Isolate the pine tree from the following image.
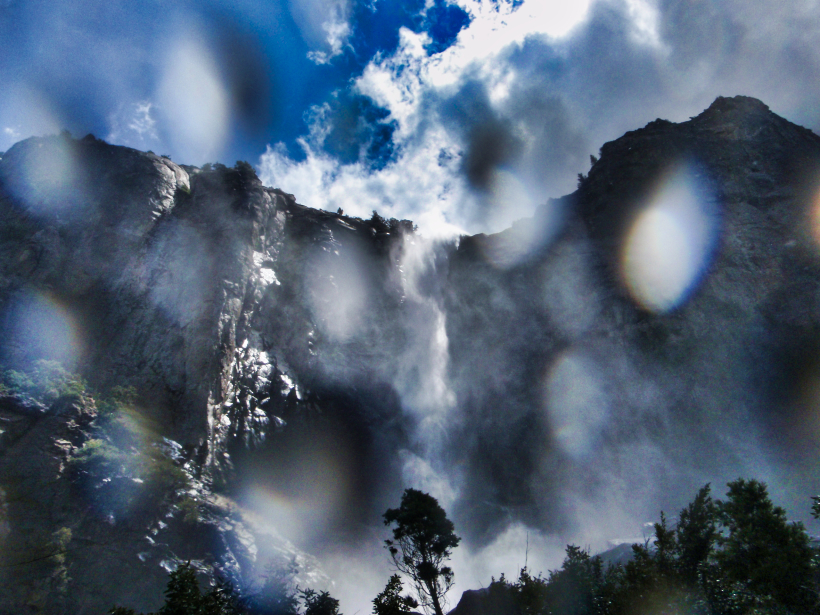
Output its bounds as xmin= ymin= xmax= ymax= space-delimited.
xmin=716 ymin=479 xmax=817 ymax=613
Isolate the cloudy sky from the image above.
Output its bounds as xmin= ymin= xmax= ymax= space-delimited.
xmin=1 ymin=0 xmax=819 ymax=235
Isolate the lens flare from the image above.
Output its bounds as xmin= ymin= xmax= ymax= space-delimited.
xmin=620 ymin=165 xmax=719 ymax=313
xmin=1 ymin=291 xmax=83 ymax=370
xmin=0 ymin=133 xmax=81 ymax=218
xmin=158 ymin=32 xmax=229 ymax=165
xmin=782 ymin=362 xmax=820 ymax=458
xmin=810 ymin=183 xmax=820 ymax=249
xmin=241 ymin=442 xmax=354 ymax=548
xmin=307 ymin=238 xmax=368 ymax=342
xmin=0 ymin=85 xmax=61 ymax=152
xmin=543 ymin=350 xmax=609 ymax=460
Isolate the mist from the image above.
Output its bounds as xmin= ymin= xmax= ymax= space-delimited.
xmin=3 ymin=2 xmax=820 ymax=615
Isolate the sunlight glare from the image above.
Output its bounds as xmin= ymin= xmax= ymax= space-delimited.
xmin=158 ymin=34 xmax=229 ymax=165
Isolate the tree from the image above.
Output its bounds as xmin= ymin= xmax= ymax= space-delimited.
xmin=159 ymin=562 xmax=203 ymax=615
xmin=111 ymin=561 xmax=243 ymax=615
xmin=372 ymin=574 xmax=418 ymax=615
xmin=383 ymin=489 xmax=461 ymax=615
xmin=716 ymin=478 xmax=817 ymax=613
xmin=300 ymin=589 xmax=340 ymax=615
xmin=544 ymin=545 xmax=606 ymax=615
xmin=673 ymin=484 xmax=716 ymax=586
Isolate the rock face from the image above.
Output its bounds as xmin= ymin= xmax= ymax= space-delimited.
xmin=442 ymin=95 xmax=820 ymax=538
xmin=1 ymin=96 xmax=820 ymax=613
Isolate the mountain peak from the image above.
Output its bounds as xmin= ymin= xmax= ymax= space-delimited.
xmin=703 ymin=94 xmax=770 ymax=116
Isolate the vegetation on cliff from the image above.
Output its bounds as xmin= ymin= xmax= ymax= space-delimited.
xmin=111 ymin=483 xmax=819 ymax=615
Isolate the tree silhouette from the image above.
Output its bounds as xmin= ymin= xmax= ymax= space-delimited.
xmin=300 ymin=589 xmax=340 ymax=615
xmin=372 ymin=574 xmax=418 ymax=615
xmin=716 ymin=478 xmax=817 ymax=612
xmin=383 ymin=489 xmax=460 ymax=615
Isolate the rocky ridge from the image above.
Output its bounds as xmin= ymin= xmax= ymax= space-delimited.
xmin=1 ymin=96 xmax=820 ymax=613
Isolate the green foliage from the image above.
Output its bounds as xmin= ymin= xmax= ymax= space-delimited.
xmin=508 ymin=568 xmax=548 ymax=615
xmin=147 ymin=453 xmax=192 ymax=495
xmin=714 ymin=478 xmax=817 ymax=613
xmin=159 ymin=562 xmax=204 ymax=615
xmin=813 ymin=495 xmax=820 ymax=520
xmin=69 ymin=438 xmax=129 ymax=476
xmin=50 ymin=526 xmax=73 ymax=594
xmin=67 ymin=385 xmax=193 ymax=520
xmin=112 ymin=562 xmax=245 ymax=615
xmin=300 ymin=589 xmax=341 ymax=615
xmin=368 ymin=211 xmax=415 ymax=235
xmin=0 ymin=359 xmax=86 ymax=405
xmin=545 ymin=546 xmax=607 ymax=615
xmin=97 ymin=385 xmax=138 ymax=419
xmin=373 ymin=574 xmax=418 ymax=615
xmin=485 ymin=480 xmax=819 ymax=615
xmin=178 ymin=496 xmax=201 ymax=525
xmin=235 ymin=160 xmax=257 ymax=180
xmin=675 ymin=484 xmax=717 ymax=586
xmin=384 ymin=489 xmax=460 ymax=615
xmin=249 ymin=559 xmax=301 ymax=615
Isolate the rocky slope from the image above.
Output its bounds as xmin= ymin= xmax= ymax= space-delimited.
xmin=1 ymin=96 xmax=820 ymax=613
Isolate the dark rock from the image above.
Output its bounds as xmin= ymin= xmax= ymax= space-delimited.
xmin=2 ymin=96 xmax=820 ymax=611
xmin=448 ymin=586 xmax=516 ymax=615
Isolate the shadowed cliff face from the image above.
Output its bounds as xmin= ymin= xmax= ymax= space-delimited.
xmin=1 ymin=96 xmax=820 ymax=613
xmin=443 ymin=96 xmax=820 ymax=543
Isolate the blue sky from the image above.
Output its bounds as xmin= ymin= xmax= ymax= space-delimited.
xmin=2 ymin=0 xmax=820 ymax=235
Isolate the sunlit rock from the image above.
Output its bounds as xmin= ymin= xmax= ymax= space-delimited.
xmin=2 ymin=96 xmax=820 ymax=612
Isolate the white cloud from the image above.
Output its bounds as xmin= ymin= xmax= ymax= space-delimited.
xmin=290 ymin=0 xmax=353 ymax=64
xmin=106 ymin=100 xmax=160 ymax=150
xmin=259 ymin=1 xmax=597 ymax=236
xmin=258 ymin=124 xmax=471 ymax=238
xmin=127 ymin=101 xmax=157 ymax=137
xmin=260 ymin=0 xmax=820 ymax=238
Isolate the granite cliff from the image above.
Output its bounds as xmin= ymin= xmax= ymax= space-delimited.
xmin=1 ymin=96 xmax=820 ymax=613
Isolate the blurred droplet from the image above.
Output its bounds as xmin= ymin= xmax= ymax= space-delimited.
xmin=240 ymin=428 xmax=354 ymax=547
xmin=544 ymin=350 xmax=609 ymax=460
xmin=480 ymin=175 xmax=565 ymax=269
xmin=620 ymin=165 xmax=719 ymax=312
xmin=1 ymin=291 xmax=82 ymax=370
xmin=809 ymin=183 xmax=820 ymax=249
xmin=0 ymin=133 xmax=81 ymax=218
xmin=157 ymin=32 xmax=229 ymax=165
xmin=0 ymin=85 xmax=62 ymax=152
xmin=307 ymin=240 xmax=368 ymax=342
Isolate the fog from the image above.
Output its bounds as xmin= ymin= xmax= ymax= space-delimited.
xmin=3 ymin=1 xmax=820 ymax=614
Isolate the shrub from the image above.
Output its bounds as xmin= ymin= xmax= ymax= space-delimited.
xmin=68 ymin=439 xmax=129 ymax=478
xmin=373 ymin=574 xmax=418 ymax=615
xmin=0 ymin=360 xmax=86 ymax=405
xmin=97 ymin=385 xmax=138 ymax=419
xmin=301 ymin=588 xmax=341 ymax=615
xmin=51 ymin=527 xmax=72 ymax=594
